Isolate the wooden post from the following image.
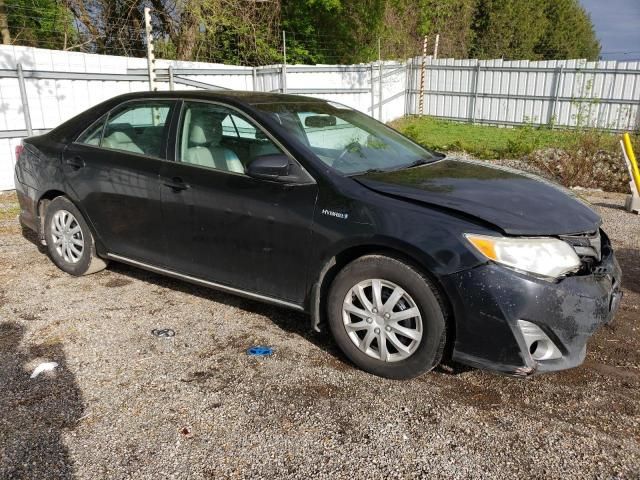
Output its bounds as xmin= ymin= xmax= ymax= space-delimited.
xmin=418 ymin=36 xmax=428 ymax=116
xmin=144 ymin=7 xmax=157 ymax=91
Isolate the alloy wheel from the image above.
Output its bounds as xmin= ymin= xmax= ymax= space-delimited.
xmin=50 ymin=209 xmax=84 ymax=263
xmin=342 ymin=279 xmax=423 ymax=362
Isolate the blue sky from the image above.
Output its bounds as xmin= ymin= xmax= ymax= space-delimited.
xmin=580 ymin=0 xmax=640 ymax=60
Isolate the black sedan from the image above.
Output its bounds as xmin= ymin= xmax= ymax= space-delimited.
xmin=14 ymin=91 xmax=622 ymax=379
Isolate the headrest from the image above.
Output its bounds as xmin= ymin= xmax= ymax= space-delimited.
xmin=189 ymin=110 xmax=222 ymax=146
xmin=106 ymin=131 xmax=134 ymax=143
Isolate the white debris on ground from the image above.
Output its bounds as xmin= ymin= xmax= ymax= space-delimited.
xmin=29 ymin=362 xmax=59 ymax=379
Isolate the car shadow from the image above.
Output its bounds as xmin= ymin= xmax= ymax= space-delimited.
xmin=20 ymin=224 xmax=47 ymax=253
xmin=104 ymin=262 xmax=468 ymax=376
xmin=590 ymin=202 xmax=627 ymax=211
xmin=104 ymin=261 xmax=350 ymax=363
xmin=0 ymin=322 xmax=84 ymax=479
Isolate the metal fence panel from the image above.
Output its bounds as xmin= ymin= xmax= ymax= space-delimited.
xmin=409 ymin=56 xmax=640 ymax=131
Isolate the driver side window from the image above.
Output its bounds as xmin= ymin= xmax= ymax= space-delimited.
xmin=178 ymin=102 xmax=283 ymax=174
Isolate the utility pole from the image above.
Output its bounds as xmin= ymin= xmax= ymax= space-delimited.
xmin=433 ymin=34 xmax=440 ymax=60
xmin=282 ymin=30 xmax=287 ymax=93
xmin=0 ymin=0 xmax=11 ymax=45
xmin=418 ymin=35 xmax=428 ymax=116
xmin=144 ymin=7 xmax=157 ymax=92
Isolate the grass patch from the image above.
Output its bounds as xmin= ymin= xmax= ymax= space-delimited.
xmin=390 ymin=116 xmax=625 ymax=160
xmin=391 ymin=116 xmax=640 ymax=192
xmin=0 ymin=203 xmax=20 ymax=222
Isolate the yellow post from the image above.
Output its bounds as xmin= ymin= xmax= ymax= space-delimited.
xmin=623 ymin=133 xmax=640 ymax=195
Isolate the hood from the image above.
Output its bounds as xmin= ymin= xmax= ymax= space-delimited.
xmin=354 ymin=158 xmax=601 ymax=236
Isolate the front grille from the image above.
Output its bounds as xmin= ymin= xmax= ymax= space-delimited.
xmin=559 ymin=230 xmax=602 ymax=274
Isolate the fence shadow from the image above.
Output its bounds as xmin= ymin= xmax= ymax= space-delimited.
xmin=0 ymin=322 xmax=84 ymax=479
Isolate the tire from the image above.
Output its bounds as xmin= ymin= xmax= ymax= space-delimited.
xmin=327 ymin=255 xmax=448 ymax=379
xmin=43 ymin=196 xmax=107 ymax=276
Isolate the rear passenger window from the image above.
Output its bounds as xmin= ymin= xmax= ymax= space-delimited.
xmin=77 ymin=117 xmax=106 ymax=146
xmin=79 ymin=101 xmax=174 ymax=158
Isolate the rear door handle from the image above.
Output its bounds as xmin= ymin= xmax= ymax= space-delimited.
xmin=163 ymin=177 xmax=190 ymax=191
xmin=65 ymin=156 xmax=85 ymax=169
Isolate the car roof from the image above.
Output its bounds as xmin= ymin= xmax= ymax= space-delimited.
xmin=109 ymin=90 xmax=326 ymax=106
xmin=43 ymin=90 xmax=328 ymax=143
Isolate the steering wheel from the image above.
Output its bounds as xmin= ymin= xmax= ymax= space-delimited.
xmin=332 ymin=141 xmax=362 ymax=171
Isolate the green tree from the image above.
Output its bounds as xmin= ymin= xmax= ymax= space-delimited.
xmin=536 ymin=0 xmax=600 ymax=60
xmin=282 ymin=0 xmax=386 ymax=64
xmin=469 ymin=0 xmax=600 ymax=60
xmin=380 ymin=0 xmax=476 ymax=60
xmin=470 ymin=0 xmax=548 ymax=60
xmin=1 ymin=0 xmax=601 ymax=64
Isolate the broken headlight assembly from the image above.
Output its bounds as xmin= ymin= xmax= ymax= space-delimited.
xmin=464 ymin=234 xmax=581 ymax=281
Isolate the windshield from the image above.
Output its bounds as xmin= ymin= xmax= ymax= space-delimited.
xmin=252 ymin=101 xmax=442 ymax=175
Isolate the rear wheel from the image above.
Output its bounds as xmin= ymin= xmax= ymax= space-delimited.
xmin=327 ymin=255 xmax=447 ymax=379
xmin=44 ymin=196 xmax=107 ymax=276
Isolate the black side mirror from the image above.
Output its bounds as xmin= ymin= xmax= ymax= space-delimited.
xmin=247 ymin=154 xmax=290 ymax=180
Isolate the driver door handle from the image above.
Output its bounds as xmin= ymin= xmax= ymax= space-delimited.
xmin=163 ymin=177 xmax=190 ymax=191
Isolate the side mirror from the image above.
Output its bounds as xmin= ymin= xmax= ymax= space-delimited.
xmin=247 ymin=154 xmax=290 ymax=180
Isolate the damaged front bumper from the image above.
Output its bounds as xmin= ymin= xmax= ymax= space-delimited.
xmin=442 ymin=240 xmax=622 ymax=376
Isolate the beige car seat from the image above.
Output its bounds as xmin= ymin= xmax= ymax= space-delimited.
xmin=103 ymin=131 xmax=144 ymax=154
xmin=184 ymin=110 xmax=244 ymax=174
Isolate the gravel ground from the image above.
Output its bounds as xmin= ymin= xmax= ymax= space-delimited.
xmin=0 ymin=190 xmax=639 ymax=479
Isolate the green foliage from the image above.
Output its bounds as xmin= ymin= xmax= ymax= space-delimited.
xmin=3 ymin=0 xmax=601 ymax=64
xmin=6 ymin=0 xmax=76 ymax=49
xmin=281 ymin=0 xmax=600 ymax=64
xmin=470 ymin=0 xmax=548 ymax=60
xmin=470 ymin=0 xmax=599 ymax=61
xmin=380 ymin=0 xmax=476 ymax=59
xmin=282 ymin=0 xmax=387 ymax=64
xmin=536 ymin=0 xmax=600 ymax=61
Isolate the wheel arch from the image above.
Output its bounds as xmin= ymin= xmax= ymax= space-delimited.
xmin=36 ymin=189 xmax=104 ymax=254
xmin=36 ymin=189 xmax=68 ymax=243
xmin=308 ymin=241 xmax=455 ymax=358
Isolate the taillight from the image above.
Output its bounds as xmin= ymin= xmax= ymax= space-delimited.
xmin=15 ymin=143 xmax=24 ymax=162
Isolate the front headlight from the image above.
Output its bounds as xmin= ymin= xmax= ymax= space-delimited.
xmin=464 ymin=233 xmax=581 ymax=280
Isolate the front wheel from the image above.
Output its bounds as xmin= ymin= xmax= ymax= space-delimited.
xmin=327 ymin=255 xmax=448 ymax=379
xmin=44 ymin=196 xmax=107 ymax=276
